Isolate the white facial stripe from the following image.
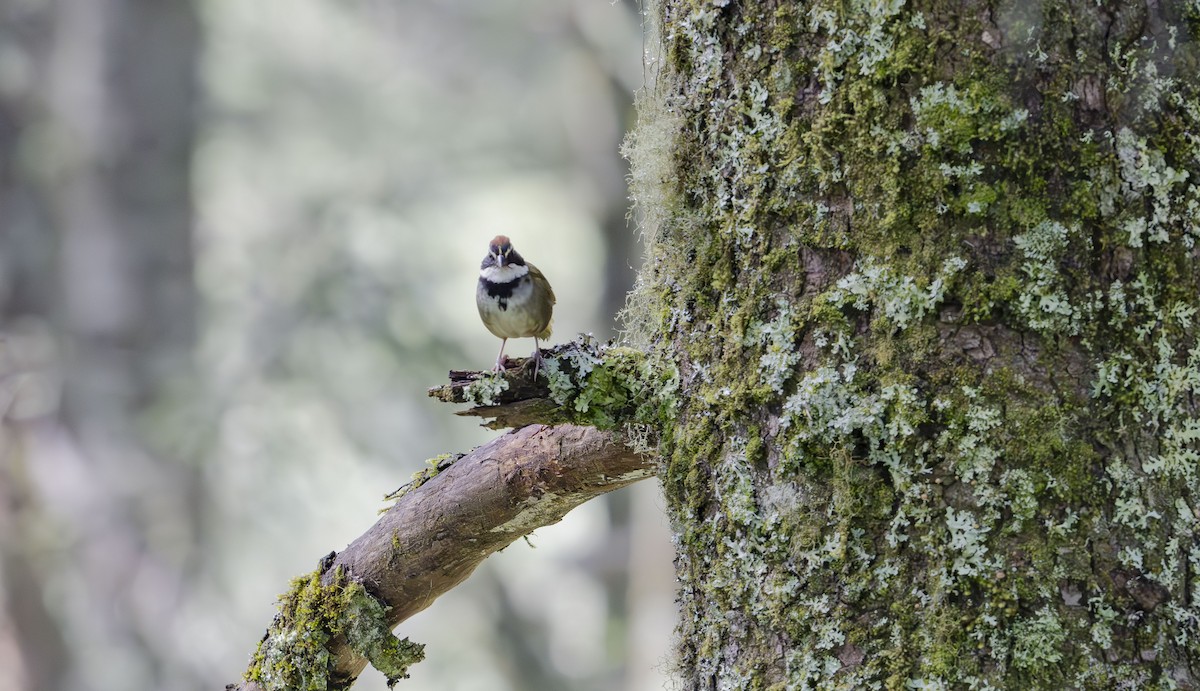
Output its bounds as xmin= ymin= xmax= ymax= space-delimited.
xmin=480 ymin=263 xmax=529 ymax=283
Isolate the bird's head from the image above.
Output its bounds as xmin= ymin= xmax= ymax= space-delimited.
xmin=487 ymin=235 xmax=518 ymax=268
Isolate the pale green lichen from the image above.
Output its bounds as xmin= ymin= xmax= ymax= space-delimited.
xmin=542 ymin=339 xmax=679 ymax=431
xmin=543 ymin=343 xmax=603 ymax=406
xmin=741 ymin=299 xmax=801 ymax=393
xmin=1113 ymin=129 xmax=1191 ymax=248
xmin=939 ymin=390 xmax=1002 ymax=485
xmin=1008 ymin=607 xmax=1065 ymax=671
xmin=463 ymin=372 xmax=508 ymax=406
xmin=1012 ymin=220 xmax=1090 ymax=335
xmin=1088 ymin=596 xmax=1119 ymax=650
xmin=808 ymin=0 xmax=906 ymax=102
xmin=944 ymin=508 xmax=994 ymax=579
xmin=340 ymin=585 xmax=426 ymax=687
xmin=826 ymin=256 xmax=966 ymax=331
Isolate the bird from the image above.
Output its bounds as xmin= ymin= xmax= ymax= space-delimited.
xmin=476 ymin=235 xmax=556 ymax=376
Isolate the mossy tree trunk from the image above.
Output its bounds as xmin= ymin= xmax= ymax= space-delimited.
xmin=627 ymin=0 xmax=1200 ymax=686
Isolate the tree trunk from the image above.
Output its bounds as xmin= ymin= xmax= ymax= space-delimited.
xmin=629 ymin=0 xmax=1200 ymax=687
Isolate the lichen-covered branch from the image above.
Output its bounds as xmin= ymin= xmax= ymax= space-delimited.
xmin=231 ymin=424 xmax=655 ymax=690
xmin=428 ymin=335 xmax=679 ymax=432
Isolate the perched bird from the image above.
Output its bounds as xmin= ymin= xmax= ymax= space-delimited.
xmin=476 ymin=235 xmax=556 ymax=376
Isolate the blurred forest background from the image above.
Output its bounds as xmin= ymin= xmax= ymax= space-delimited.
xmin=0 ymin=1 xmax=677 ymax=690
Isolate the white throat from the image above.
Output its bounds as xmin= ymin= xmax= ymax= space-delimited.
xmin=481 ymin=263 xmax=529 ymax=283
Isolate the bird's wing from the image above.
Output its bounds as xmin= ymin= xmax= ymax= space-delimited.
xmin=529 ymin=263 xmax=556 ymax=305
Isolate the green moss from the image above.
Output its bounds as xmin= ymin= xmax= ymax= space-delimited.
xmin=383 ymin=453 xmax=460 ymax=506
xmin=245 ymin=568 xmax=424 ymax=690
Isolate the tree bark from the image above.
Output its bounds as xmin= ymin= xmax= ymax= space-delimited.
xmin=628 ymin=0 xmax=1200 ymax=687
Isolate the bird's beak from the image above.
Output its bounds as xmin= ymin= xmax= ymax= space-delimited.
xmin=496 ymin=254 xmax=505 ymax=267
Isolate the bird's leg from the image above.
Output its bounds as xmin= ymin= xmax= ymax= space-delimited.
xmin=494 ymin=338 xmax=508 ymax=372
xmin=530 ymin=338 xmax=544 ymax=379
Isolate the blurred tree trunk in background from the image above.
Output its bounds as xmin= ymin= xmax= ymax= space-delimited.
xmin=634 ymin=0 xmax=1200 ymax=687
xmin=563 ymin=5 xmax=653 ymax=689
xmin=0 ymin=0 xmax=201 ymax=689
xmin=0 ymin=7 xmax=67 ymax=690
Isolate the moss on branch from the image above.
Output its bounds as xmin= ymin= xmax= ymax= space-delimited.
xmin=244 ymin=567 xmax=424 ymax=690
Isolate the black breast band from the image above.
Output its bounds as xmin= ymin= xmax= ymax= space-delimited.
xmin=480 ymin=276 xmax=525 ymax=300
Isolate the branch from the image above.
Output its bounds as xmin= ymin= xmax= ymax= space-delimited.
xmin=427 ymin=337 xmax=678 ymax=431
xmin=427 ymin=366 xmax=568 ymax=429
xmin=232 ymin=337 xmax=677 ymax=689
xmin=232 ymin=424 xmax=654 ymax=690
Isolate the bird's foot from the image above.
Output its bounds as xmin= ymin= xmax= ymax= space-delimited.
xmin=492 ymin=339 xmax=509 ymax=373
xmin=527 ymin=348 xmax=544 ymax=379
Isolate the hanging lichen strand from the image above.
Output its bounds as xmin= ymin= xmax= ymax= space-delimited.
xmin=625 ymin=0 xmax=1200 ymax=687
